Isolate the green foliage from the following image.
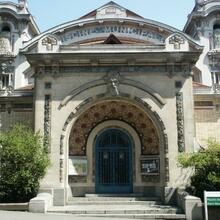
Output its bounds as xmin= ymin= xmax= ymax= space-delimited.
xmin=0 ymin=124 xmax=50 ymax=203
xmin=178 ymin=139 xmax=220 ymax=200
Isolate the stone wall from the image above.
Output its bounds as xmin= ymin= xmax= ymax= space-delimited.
xmin=0 ymin=99 xmax=34 ymax=132
xmin=194 ymin=95 xmax=220 ymax=146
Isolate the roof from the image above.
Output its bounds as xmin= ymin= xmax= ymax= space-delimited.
xmin=193 ymin=82 xmax=211 ymax=88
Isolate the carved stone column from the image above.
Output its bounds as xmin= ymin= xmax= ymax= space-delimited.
xmin=44 ymin=95 xmax=51 ymax=152
xmin=176 ymin=92 xmax=185 ymax=152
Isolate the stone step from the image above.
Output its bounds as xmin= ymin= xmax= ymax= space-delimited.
xmin=67 ymin=200 xmax=161 ymax=206
xmin=71 ymin=214 xmax=186 ymax=219
xmin=85 ymin=193 xmax=147 ymax=197
xmin=69 ymin=196 xmax=159 ymax=202
xmin=48 ymin=204 xmax=182 ymax=215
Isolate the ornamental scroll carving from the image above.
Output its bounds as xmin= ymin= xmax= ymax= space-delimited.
xmin=176 ymin=92 xmax=185 ymax=152
xmin=69 ymin=101 xmax=159 ymax=156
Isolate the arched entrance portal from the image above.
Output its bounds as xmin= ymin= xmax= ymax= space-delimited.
xmin=68 ymin=100 xmax=163 ymax=197
xmin=95 ymin=128 xmax=133 ymax=193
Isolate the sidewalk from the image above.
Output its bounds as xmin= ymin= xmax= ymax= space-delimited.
xmin=0 ymin=210 xmax=131 ymax=220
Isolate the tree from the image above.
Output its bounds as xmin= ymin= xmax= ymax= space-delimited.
xmin=0 ymin=124 xmax=50 ymax=203
xmin=178 ymin=139 xmax=220 ymax=200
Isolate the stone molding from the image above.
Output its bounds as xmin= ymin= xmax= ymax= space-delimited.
xmin=36 ymin=65 xmax=190 ymax=78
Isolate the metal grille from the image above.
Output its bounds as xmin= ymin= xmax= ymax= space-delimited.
xmin=95 ymin=129 xmax=132 ymax=193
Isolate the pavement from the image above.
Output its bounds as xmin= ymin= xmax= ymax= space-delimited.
xmin=0 ymin=210 xmax=135 ymax=220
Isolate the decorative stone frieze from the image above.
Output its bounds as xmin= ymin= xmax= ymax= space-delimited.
xmin=35 ymin=65 xmax=186 ymax=76
xmin=69 ymin=101 xmax=160 ymax=156
xmin=44 ymin=95 xmax=51 ymax=152
xmin=176 ymin=92 xmax=185 ymax=152
xmin=59 ymin=65 xmax=183 ymax=74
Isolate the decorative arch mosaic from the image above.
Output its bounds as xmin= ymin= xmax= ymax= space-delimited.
xmin=69 ymin=100 xmax=159 ymax=156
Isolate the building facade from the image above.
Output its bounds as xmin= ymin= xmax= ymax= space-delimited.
xmin=185 ymin=0 xmax=220 ymax=146
xmin=0 ymin=0 xmax=218 ymax=205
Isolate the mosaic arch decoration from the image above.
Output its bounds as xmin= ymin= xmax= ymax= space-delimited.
xmin=69 ymin=100 xmax=159 ymax=156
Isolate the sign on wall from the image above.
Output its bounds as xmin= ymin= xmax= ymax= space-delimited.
xmin=140 ymin=158 xmax=160 ymax=175
xmin=59 ymin=24 xmax=166 ymax=45
xmin=69 ymin=157 xmax=87 ymax=176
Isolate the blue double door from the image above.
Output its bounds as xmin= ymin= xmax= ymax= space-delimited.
xmin=95 ymin=129 xmax=133 ymax=193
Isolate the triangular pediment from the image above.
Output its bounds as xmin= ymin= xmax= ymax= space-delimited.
xmin=79 ymin=1 xmax=143 ymax=20
xmin=104 ymin=34 xmax=122 ymax=44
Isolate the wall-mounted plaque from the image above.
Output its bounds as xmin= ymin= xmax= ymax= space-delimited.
xmin=140 ymin=158 xmax=160 ymax=175
xmin=68 ymin=157 xmax=87 ymax=176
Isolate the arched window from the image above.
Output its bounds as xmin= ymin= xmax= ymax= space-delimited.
xmin=213 ymin=24 xmax=220 ymax=49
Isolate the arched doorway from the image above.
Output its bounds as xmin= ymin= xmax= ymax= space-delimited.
xmin=95 ymin=128 xmax=133 ymax=193
xmin=67 ymin=100 xmax=163 ymax=197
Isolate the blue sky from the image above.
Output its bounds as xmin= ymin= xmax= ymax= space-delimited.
xmin=12 ymin=0 xmax=195 ymax=32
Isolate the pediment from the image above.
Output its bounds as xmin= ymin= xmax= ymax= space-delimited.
xmin=80 ymin=1 xmax=142 ymax=20
xmin=104 ymin=34 xmax=122 ymax=44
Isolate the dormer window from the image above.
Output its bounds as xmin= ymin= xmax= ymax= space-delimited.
xmin=213 ymin=24 xmax=220 ymax=49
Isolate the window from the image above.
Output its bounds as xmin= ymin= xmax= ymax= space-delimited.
xmin=2 ymin=25 xmax=11 ymax=32
xmin=212 ymin=72 xmax=220 ymax=85
xmin=0 ymin=74 xmax=9 ymax=90
xmin=213 ymin=24 xmax=220 ymax=49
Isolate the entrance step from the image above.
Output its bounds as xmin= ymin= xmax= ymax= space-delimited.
xmin=68 ymin=196 xmax=161 ymax=205
xmin=85 ymin=193 xmax=147 ymax=197
xmin=48 ymin=196 xmax=185 ymax=219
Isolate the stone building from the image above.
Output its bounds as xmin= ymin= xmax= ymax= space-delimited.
xmin=185 ymin=0 xmax=220 ymax=146
xmin=0 ymin=0 xmax=218 ymax=207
